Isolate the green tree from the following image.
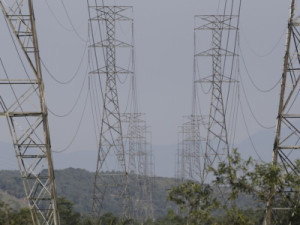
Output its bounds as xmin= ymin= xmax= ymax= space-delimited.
xmin=211 ymin=149 xmax=300 ymax=224
xmin=168 ymin=181 xmax=219 ymax=224
xmin=10 ymin=208 xmax=32 ymax=225
xmin=0 ymin=199 xmax=11 ymax=225
xmin=149 ymin=210 xmax=185 ymax=225
xmin=58 ymin=197 xmax=81 ymax=225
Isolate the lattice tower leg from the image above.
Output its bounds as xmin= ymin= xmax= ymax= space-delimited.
xmin=264 ymin=0 xmax=300 ymax=224
xmin=0 ymin=1 xmax=60 ymax=224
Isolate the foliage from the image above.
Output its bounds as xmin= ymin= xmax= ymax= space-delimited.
xmin=3 ymin=150 xmax=300 ymax=225
xmin=168 ymin=181 xmax=218 ymax=224
xmin=214 ymin=207 xmax=256 ymax=225
xmin=58 ymin=197 xmax=82 ymax=225
xmin=167 ymin=149 xmax=300 ymax=224
xmin=0 ymin=168 xmax=177 ymax=218
xmin=211 ymin=149 xmax=300 ymax=211
xmin=9 ymin=208 xmax=32 ymax=225
xmin=148 ymin=210 xmax=185 ymax=225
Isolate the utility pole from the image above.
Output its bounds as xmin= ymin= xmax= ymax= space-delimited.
xmin=0 ymin=1 xmax=60 ymax=225
xmin=88 ymin=2 xmax=133 ymax=221
xmin=264 ymin=0 xmax=300 ymax=224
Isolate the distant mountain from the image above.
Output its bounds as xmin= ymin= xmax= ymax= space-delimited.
xmin=0 ymin=189 xmax=26 ymax=210
xmin=236 ymin=128 xmax=274 ymax=162
xmin=52 ymin=144 xmax=178 ymax=178
xmin=0 ymin=140 xmax=178 ymax=177
xmin=0 ymin=127 xmax=276 ymax=180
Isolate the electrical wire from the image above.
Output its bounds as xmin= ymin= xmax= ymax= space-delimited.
xmin=41 ymin=40 xmax=88 ymax=84
xmin=47 ymin=67 xmax=89 ymax=117
xmin=238 ymin=96 xmax=265 ymax=162
xmin=88 ymin=1 xmax=128 ymax=173
xmin=0 ymin=58 xmax=44 ymax=145
xmin=241 ymin=28 xmax=286 ymax=58
xmin=59 ymin=0 xmax=87 ymax=42
xmin=224 ymin=0 xmax=242 ymax=115
xmin=89 ymin=76 xmax=100 ymax=148
xmin=43 ymin=0 xmax=73 ymax=32
xmin=239 ymin=73 xmax=276 ymax=130
xmin=239 ymin=45 xmax=282 ymax=93
xmin=2 ymin=13 xmax=33 ymax=86
xmin=53 ymin=89 xmax=90 ymax=153
xmin=3 ymin=12 xmax=91 ymax=155
xmin=2 ymin=12 xmax=45 ymax=144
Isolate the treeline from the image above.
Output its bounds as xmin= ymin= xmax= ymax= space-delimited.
xmin=1 ymin=149 xmax=300 ymax=224
xmin=0 ymin=196 xmax=262 ymax=225
xmin=0 ymin=168 xmax=177 ymax=217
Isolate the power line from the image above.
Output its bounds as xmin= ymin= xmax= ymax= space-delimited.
xmin=240 ymin=28 xmax=286 ymax=58
xmin=43 ymin=0 xmax=74 ymax=32
xmin=59 ymin=0 xmax=87 ymax=42
xmin=239 ymin=45 xmax=282 ymax=93
xmin=239 ymin=72 xmax=276 ymax=130
xmin=47 ymin=69 xmax=89 ymax=117
xmin=41 ymin=40 xmax=88 ymax=85
xmin=238 ymin=96 xmax=265 ymax=162
xmin=53 ymin=89 xmax=90 ymax=153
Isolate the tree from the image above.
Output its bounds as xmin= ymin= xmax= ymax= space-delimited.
xmin=148 ymin=210 xmax=185 ymax=225
xmin=0 ymin=199 xmax=11 ymax=225
xmin=10 ymin=208 xmax=32 ymax=225
xmin=168 ymin=181 xmax=219 ymax=224
xmin=211 ymin=149 xmax=300 ymax=224
xmin=57 ymin=197 xmax=81 ymax=225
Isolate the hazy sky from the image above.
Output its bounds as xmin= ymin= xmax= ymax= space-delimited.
xmin=0 ymin=0 xmax=292 ymax=164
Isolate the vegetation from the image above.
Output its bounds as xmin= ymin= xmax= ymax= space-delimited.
xmin=166 ymin=149 xmax=300 ymax=224
xmin=0 ymin=168 xmax=177 ymax=218
xmin=1 ymin=149 xmax=300 ymax=224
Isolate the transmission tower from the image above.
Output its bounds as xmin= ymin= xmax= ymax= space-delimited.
xmin=121 ymin=113 xmax=154 ymax=221
xmin=176 ymin=115 xmax=205 ymax=182
xmin=195 ymin=15 xmax=239 ymax=182
xmin=0 ymin=1 xmax=60 ymax=225
xmin=88 ymin=2 xmax=134 ymax=220
xmin=264 ymin=0 xmax=300 ymax=224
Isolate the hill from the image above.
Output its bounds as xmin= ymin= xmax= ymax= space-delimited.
xmin=0 ymin=168 xmax=178 ymax=218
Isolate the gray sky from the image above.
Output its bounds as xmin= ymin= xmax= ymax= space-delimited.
xmin=0 ymin=0 xmax=292 ymax=168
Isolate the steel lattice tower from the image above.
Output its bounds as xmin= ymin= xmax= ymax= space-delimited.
xmin=176 ymin=15 xmax=239 ymax=184
xmin=195 ymin=15 xmax=239 ymax=182
xmin=88 ymin=2 xmax=133 ymax=220
xmin=0 ymin=1 xmax=60 ymax=224
xmin=264 ymin=0 xmax=300 ymax=224
xmin=121 ymin=113 xmax=154 ymax=221
xmin=176 ymin=115 xmax=205 ymax=182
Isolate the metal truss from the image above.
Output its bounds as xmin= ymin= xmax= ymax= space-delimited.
xmin=176 ymin=115 xmax=206 ymax=183
xmin=0 ymin=1 xmax=60 ymax=224
xmin=195 ymin=15 xmax=239 ymax=179
xmin=88 ymin=2 xmax=133 ymax=220
xmin=265 ymin=0 xmax=300 ymax=224
xmin=121 ymin=113 xmax=154 ymax=221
